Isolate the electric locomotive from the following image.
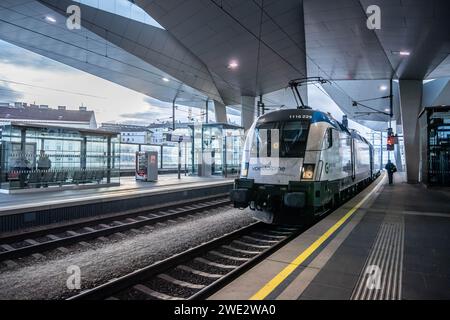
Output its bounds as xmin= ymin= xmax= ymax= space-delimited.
xmin=230 ymin=108 xmax=378 ymax=224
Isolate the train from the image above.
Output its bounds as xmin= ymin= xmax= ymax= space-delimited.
xmin=230 ymin=108 xmax=380 ymax=224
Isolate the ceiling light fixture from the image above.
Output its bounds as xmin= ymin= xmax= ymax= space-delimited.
xmin=162 ymin=77 xmax=170 ymax=82
xmin=379 ymin=85 xmax=388 ymax=91
xmin=45 ymin=16 xmax=57 ymax=23
xmin=228 ymin=60 xmax=239 ymax=69
xmin=392 ymin=50 xmax=411 ymax=57
xmin=384 ymin=108 xmax=390 ymax=112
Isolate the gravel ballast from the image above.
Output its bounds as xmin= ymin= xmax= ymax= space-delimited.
xmin=0 ymin=208 xmax=254 ymax=300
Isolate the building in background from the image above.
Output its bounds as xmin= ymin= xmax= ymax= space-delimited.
xmin=147 ymin=122 xmax=191 ymax=144
xmin=0 ymin=102 xmax=97 ymax=129
xmin=99 ymin=123 xmax=153 ymax=144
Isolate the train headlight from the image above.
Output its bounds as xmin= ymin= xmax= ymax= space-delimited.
xmin=302 ymin=164 xmax=315 ymax=180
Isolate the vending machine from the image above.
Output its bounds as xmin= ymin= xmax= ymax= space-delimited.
xmin=135 ymin=151 xmax=158 ymax=181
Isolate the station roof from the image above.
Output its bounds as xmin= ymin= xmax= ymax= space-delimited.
xmin=188 ymin=122 xmax=244 ymax=130
xmin=2 ymin=0 xmax=450 ymax=131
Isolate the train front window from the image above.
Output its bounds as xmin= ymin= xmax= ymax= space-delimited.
xmin=253 ymin=122 xmax=278 ymax=158
xmin=252 ymin=120 xmax=309 ymax=158
xmin=280 ymin=121 xmax=309 ymax=158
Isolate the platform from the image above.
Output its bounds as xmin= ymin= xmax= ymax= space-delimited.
xmin=0 ymin=175 xmax=234 ymax=233
xmin=210 ymin=173 xmax=450 ymax=300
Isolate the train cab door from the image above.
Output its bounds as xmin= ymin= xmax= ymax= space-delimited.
xmin=351 ymin=138 xmax=356 ymax=181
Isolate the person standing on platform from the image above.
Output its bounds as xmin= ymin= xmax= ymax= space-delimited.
xmin=385 ymin=160 xmax=397 ymax=185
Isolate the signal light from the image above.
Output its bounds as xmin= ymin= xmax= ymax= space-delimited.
xmin=387 ymin=135 xmax=395 ymax=151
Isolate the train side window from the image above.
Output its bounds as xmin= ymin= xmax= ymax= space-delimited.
xmin=323 ymin=128 xmax=333 ymax=149
xmin=328 ymin=128 xmax=333 ymax=148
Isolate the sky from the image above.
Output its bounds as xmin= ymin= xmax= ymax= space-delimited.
xmin=0 ymin=39 xmax=203 ymax=126
xmin=0 ymin=38 xmax=372 ymax=134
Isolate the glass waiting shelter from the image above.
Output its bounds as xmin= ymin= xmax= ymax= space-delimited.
xmin=0 ymin=122 xmax=120 ymax=193
xmin=190 ymin=123 xmax=244 ymax=177
xmin=419 ymin=106 xmax=450 ymax=186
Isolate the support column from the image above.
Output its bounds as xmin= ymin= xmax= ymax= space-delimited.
xmin=394 ymin=124 xmax=403 ymax=172
xmin=80 ymin=137 xmax=87 ymax=170
xmin=213 ymin=100 xmax=227 ymax=123
xmin=106 ymin=136 xmax=111 ymax=183
xmin=241 ymin=96 xmax=256 ymax=131
xmin=379 ymin=131 xmax=384 ymax=170
xmin=20 ymin=128 xmax=27 ymax=188
xmin=399 ymin=80 xmax=423 ymax=184
xmin=172 ymin=98 xmax=176 ymax=131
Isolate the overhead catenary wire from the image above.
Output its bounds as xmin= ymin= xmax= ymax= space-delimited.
xmin=0 ymin=2 xmax=254 ymax=105
xmin=1 ymin=1 xmax=386 ymax=120
xmin=0 ymin=78 xmax=106 ymax=99
xmin=1 ymin=2 xmax=322 ymax=109
xmin=0 ymin=3 xmax=210 ymax=85
xmin=210 ymin=0 xmax=306 ymax=78
xmin=249 ymin=0 xmax=392 ymax=112
xmin=0 ymin=12 xmax=227 ymax=105
xmin=254 ymin=0 xmax=264 ymax=96
xmin=2 ymin=37 xmax=212 ymax=109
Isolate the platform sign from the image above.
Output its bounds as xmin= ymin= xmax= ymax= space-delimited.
xmin=166 ymin=134 xmax=192 ymax=143
xmin=135 ymin=151 xmax=158 ymax=181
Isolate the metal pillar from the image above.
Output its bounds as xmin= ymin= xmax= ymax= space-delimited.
xmin=205 ymin=100 xmax=209 ymax=124
xmin=177 ymin=141 xmax=181 ymax=179
xmin=106 ymin=136 xmax=111 ymax=183
xmin=380 ymin=131 xmax=383 ymax=170
xmin=184 ymin=142 xmax=187 ymax=176
xmin=81 ymin=137 xmax=87 ymax=170
xmin=160 ymin=145 xmax=163 ymax=169
xmin=0 ymin=143 xmax=4 ymax=187
xmin=388 ymin=78 xmax=394 ymax=163
xmin=19 ymin=129 xmax=27 ymax=188
xmin=20 ymin=128 xmax=26 ymax=154
xmin=172 ymin=98 xmax=176 ymax=131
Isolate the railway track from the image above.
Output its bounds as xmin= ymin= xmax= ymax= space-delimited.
xmin=68 ymin=222 xmax=300 ymax=300
xmin=0 ymin=195 xmax=231 ymax=262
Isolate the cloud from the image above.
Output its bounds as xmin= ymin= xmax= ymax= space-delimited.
xmin=121 ymin=96 xmax=179 ymax=122
xmin=0 ymin=82 xmax=23 ymax=102
xmin=120 ymin=96 xmax=216 ymax=124
xmin=121 ymin=97 xmax=169 ymax=119
xmin=143 ymin=96 xmax=172 ymax=109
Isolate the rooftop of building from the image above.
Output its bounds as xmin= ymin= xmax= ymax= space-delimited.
xmin=0 ymin=103 xmax=95 ymax=123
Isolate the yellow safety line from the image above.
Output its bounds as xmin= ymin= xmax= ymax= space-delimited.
xmin=250 ymin=175 xmax=386 ymax=300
